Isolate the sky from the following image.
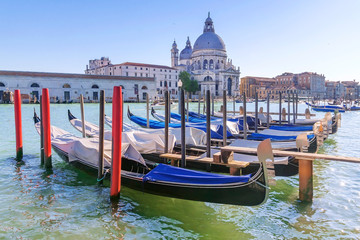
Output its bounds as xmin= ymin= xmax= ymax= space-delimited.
xmin=0 ymin=0 xmax=359 ymax=81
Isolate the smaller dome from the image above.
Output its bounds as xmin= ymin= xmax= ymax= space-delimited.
xmin=180 ymin=37 xmax=192 ymax=60
xmin=172 ymin=40 xmax=177 ymax=48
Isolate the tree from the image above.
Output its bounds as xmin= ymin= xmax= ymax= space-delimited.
xmin=179 ymin=71 xmax=198 ymax=94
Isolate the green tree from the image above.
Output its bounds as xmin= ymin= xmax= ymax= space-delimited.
xmin=179 ymin=71 xmax=198 ymax=94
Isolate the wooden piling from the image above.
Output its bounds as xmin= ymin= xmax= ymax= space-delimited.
xmin=206 ymin=90 xmax=211 ymax=157
xmin=165 ymin=91 xmax=169 ymax=154
xmin=296 ymin=93 xmax=298 ymax=118
xmin=198 ymin=92 xmax=201 ymax=117
xmin=80 ymin=94 xmax=86 ymax=138
xmin=41 ymin=88 xmax=52 ymax=169
xmin=110 ymin=86 xmax=122 ymax=199
xmin=243 ymin=92 xmax=247 ymax=140
xmin=298 ymin=137 xmax=313 ymax=202
xmin=40 ymin=96 xmax=44 ymax=165
xmin=282 ymin=108 xmax=287 ymax=121
xmin=146 ymin=93 xmax=149 ymax=128
xmin=255 ymin=92 xmax=258 ymax=133
xmin=288 ymin=93 xmax=291 ymax=124
xmin=180 ymin=88 xmax=186 ymax=168
xmin=222 ymin=90 xmax=227 ymax=146
xmin=14 ymin=89 xmax=23 ymax=161
xmin=279 ymin=92 xmax=282 ymax=125
xmin=211 ymin=94 xmax=215 ymax=116
xmin=98 ymin=90 xmax=105 ymax=184
xmin=266 ymin=93 xmax=270 ymax=128
xmin=292 ymin=93 xmax=296 ymax=124
xmin=233 ymin=97 xmax=236 ymax=116
xmin=186 ymin=91 xmax=189 ymax=122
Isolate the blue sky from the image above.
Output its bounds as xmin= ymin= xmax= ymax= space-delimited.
xmin=0 ymin=0 xmax=359 ymax=81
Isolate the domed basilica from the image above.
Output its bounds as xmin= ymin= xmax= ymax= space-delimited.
xmin=171 ymin=13 xmax=240 ymax=97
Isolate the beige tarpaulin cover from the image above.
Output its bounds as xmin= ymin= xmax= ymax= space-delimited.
xmin=35 ymin=122 xmax=146 ymax=168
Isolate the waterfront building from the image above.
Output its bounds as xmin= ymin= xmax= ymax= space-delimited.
xmin=171 ymin=13 xmax=240 ymax=97
xmin=325 ymin=81 xmax=345 ymax=100
xmin=341 ymin=80 xmax=359 ymax=100
xmin=85 ymin=60 xmax=179 ymax=99
xmin=240 ymin=76 xmax=275 ymax=99
xmin=0 ymin=70 xmax=155 ymax=103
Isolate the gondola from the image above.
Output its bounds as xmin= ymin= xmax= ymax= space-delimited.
xmin=68 ymin=111 xmax=299 ymax=177
xmin=33 ymin=111 xmax=269 ymax=206
xmin=128 ymin=107 xmax=230 ymax=139
xmin=312 ymin=107 xmax=345 ymax=113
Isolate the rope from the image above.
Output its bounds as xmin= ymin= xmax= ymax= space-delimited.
xmin=97 ymin=169 xmax=110 ymax=182
xmin=255 ymin=181 xmax=270 ymax=189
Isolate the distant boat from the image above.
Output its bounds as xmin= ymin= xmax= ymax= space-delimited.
xmin=151 ymin=101 xmax=178 ymax=110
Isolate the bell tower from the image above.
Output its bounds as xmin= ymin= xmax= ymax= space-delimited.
xmin=171 ymin=40 xmax=179 ymax=67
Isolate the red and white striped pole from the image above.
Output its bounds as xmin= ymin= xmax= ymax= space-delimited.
xmin=41 ymin=88 xmax=52 ymax=169
xmin=14 ymin=90 xmax=23 ymax=161
xmin=110 ymin=86 xmax=123 ymax=198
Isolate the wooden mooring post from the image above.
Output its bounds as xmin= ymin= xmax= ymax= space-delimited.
xmin=243 ymin=92 xmax=247 ymax=139
xmin=266 ymin=92 xmax=270 ymax=128
xmin=222 ymin=90 xmax=227 ymax=146
xmin=164 ymin=91 xmax=169 ymax=154
xmin=146 ymin=93 xmax=149 ymax=128
xmin=279 ymin=92 xmax=282 ymax=125
xmin=41 ymin=88 xmax=52 ymax=169
xmin=98 ymin=90 xmax=105 ymax=184
xmin=206 ymin=90 xmax=211 ymax=157
xmin=80 ymin=94 xmax=86 ymax=138
xmin=40 ymin=96 xmax=44 ymax=165
xmin=14 ymin=89 xmax=23 ymax=161
xmin=110 ymin=86 xmax=123 ymax=199
xmin=255 ymin=92 xmax=258 ymax=133
xmin=180 ymin=88 xmax=186 ymax=168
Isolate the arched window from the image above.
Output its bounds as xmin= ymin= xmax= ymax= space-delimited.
xmin=197 ymin=60 xmax=201 ymax=69
xmin=30 ymin=83 xmax=40 ymax=88
xmin=209 ymin=59 xmax=214 ymax=70
xmin=203 ymin=76 xmax=213 ymax=81
xmin=164 ymin=81 xmax=167 ymax=87
xmin=0 ymin=82 xmax=5 ymax=87
xmin=92 ymin=84 xmax=99 ymax=89
xmin=63 ymin=83 xmax=71 ymax=88
xmin=203 ymin=60 xmax=208 ymax=70
xmin=141 ymin=86 xmax=148 ymax=90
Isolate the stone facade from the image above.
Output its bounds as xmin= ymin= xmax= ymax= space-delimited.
xmin=171 ymin=13 xmax=240 ymax=97
xmin=0 ymin=70 xmax=156 ymax=103
xmin=85 ymin=61 xmax=179 ymax=99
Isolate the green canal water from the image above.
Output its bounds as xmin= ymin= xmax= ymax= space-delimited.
xmin=1 ymin=102 xmax=359 ymax=239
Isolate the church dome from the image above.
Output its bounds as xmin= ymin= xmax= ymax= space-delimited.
xmin=192 ymin=13 xmax=226 ymax=53
xmin=180 ymin=37 xmax=192 ymax=60
xmin=193 ymin=32 xmax=226 ymax=52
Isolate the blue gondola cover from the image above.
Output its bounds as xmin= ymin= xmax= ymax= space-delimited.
xmin=143 ymin=164 xmax=251 ymax=184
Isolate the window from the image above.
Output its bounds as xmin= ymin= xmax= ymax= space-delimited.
xmin=175 ymin=82 xmax=178 ymax=87
xmin=140 ymin=67 xmax=143 ymax=70
xmin=153 ymin=74 xmax=156 ymax=77
xmin=169 ymin=82 xmax=171 ymax=87
xmin=160 ymin=81 xmax=162 ymax=87
xmin=0 ymin=82 xmax=5 ymax=87
xmin=169 ymin=75 xmax=171 ymax=79
xmin=135 ymin=67 xmax=137 ymax=70
xmin=160 ymin=69 xmax=162 ymax=72
xmin=63 ymin=83 xmax=71 ymax=88
xmin=165 ymin=75 xmax=167 ymax=79
xmin=126 ymin=72 xmax=129 ymax=76
xmin=164 ymin=81 xmax=167 ymax=87
xmin=146 ymin=68 xmax=148 ymax=70
xmin=203 ymin=60 xmax=208 ymax=69
xmin=135 ymin=73 xmax=137 ymax=77
xmin=146 ymin=73 xmax=148 ymax=77
xmin=142 ymin=86 xmax=148 ymax=90
xmin=169 ymin=70 xmax=171 ymax=72
xmin=92 ymin=84 xmax=99 ymax=89
xmin=154 ymin=69 xmax=156 ymax=71
xmin=126 ymin=66 xmax=128 ymax=69
xmin=209 ymin=59 xmax=214 ymax=70
xmin=30 ymin=83 xmax=40 ymax=88
xmin=175 ymin=76 xmax=177 ymax=79
xmin=141 ymin=73 xmax=143 ymax=77
xmin=165 ymin=70 xmax=167 ymax=72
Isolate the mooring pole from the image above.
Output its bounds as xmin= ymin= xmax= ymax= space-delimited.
xmin=110 ymin=86 xmax=123 ymax=199
xmin=41 ymin=88 xmax=52 ymax=169
xmin=266 ymin=92 xmax=270 ymax=128
xmin=186 ymin=91 xmax=189 ymax=122
xmin=206 ymin=90 xmax=211 ymax=157
xmin=255 ymin=92 xmax=258 ymax=133
xmin=233 ymin=97 xmax=236 ymax=116
xmin=198 ymin=92 xmax=201 ymax=117
xmin=40 ymin=96 xmax=44 ymax=165
xmin=243 ymin=92 xmax=247 ymax=139
xmin=98 ymin=90 xmax=105 ymax=184
xmin=146 ymin=93 xmax=149 ymax=128
xmin=288 ymin=93 xmax=291 ymax=124
xmin=296 ymin=92 xmax=298 ymax=119
xmin=80 ymin=94 xmax=86 ymax=138
xmin=165 ymin=91 xmax=169 ymax=154
xmin=279 ymin=92 xmax=282 ymax=125
xmin=298 ymin=145 xmax=313 ymax=202
xmin=168 ymin=91 xmax=171 ymax=124
xmin=211 ymin=93 xmax=215 ymax=116
xmin=180 ymin=88 xmax=186 ymax=168
xmin=14 ymin=89 xmax=23 ymax=161
xmin=293 ymin=92 xmax=296 ymax=124
xmin=223 ymin=90 xmax=227 ymax=146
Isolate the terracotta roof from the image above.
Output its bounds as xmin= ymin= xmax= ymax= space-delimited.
xmin=0 ymin=70 xmax=155 ymax=81
xmin=119 ymin=62 xmax=177 ymax=70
